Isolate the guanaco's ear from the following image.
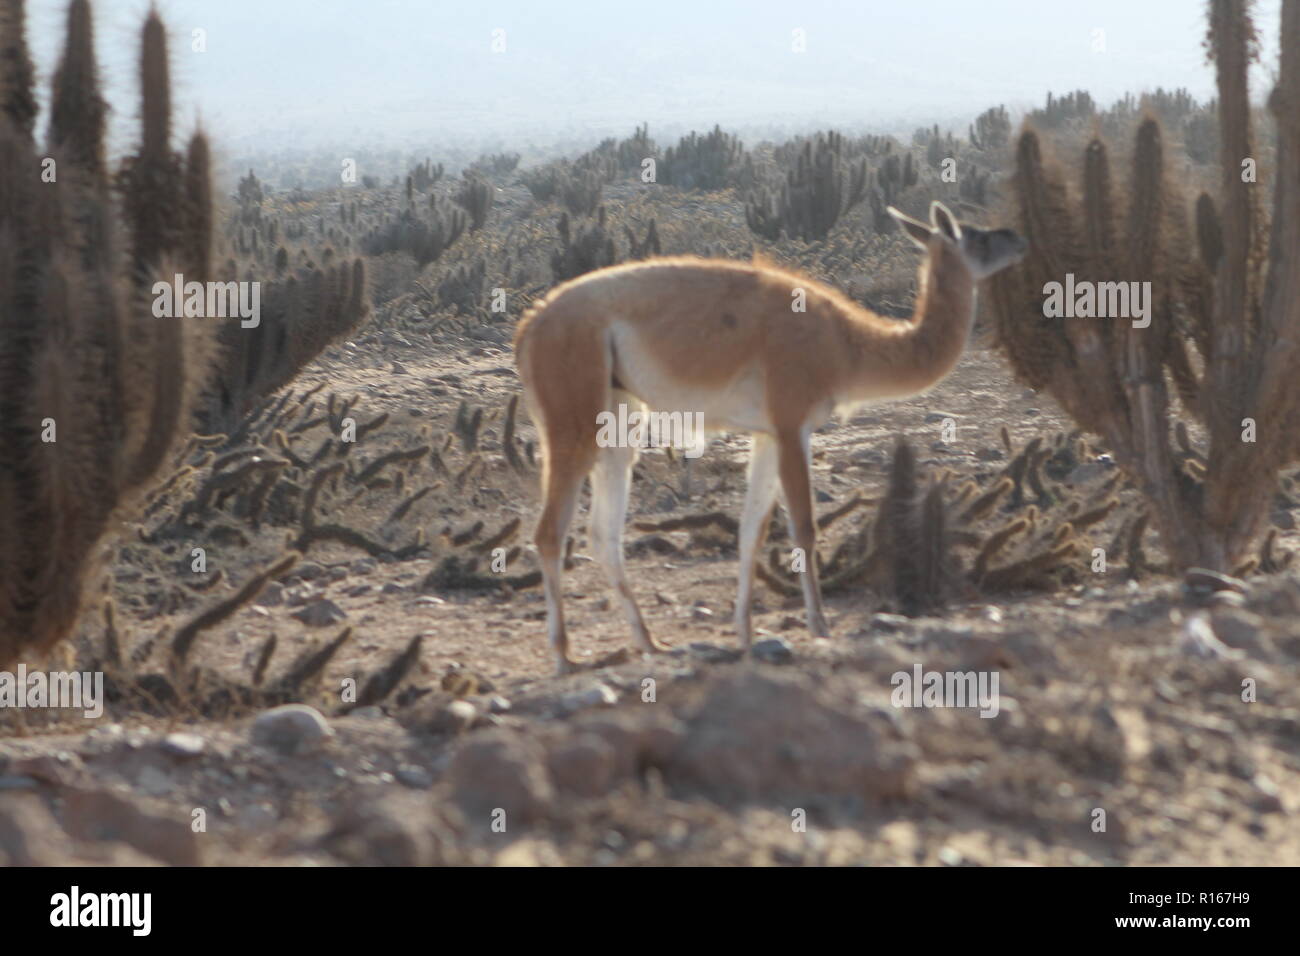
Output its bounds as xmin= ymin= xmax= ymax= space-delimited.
xmin=930 ymin=201 xmax=961 ymax=241
xmin=888 ymin=206 xmax=932 ymax=250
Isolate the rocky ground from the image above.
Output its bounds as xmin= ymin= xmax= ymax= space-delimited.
xmin=3 ymin=309 xmax=1298 ymax=866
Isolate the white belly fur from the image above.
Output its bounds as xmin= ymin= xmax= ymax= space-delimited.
xmin=607 ymin=321 xmax=778 ymax=434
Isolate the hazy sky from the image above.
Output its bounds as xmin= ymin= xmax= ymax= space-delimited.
xmin=22 ymin=0 xmax=1286 ymax=157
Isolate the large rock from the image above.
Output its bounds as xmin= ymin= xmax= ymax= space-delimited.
xmin=444 ymin=733 xmax=553 ymax=826
xmin=251 ymin=704 xmax=333 ymax=755
xmin=572 ymin=710 xmax=685 ymax=780
xmin=1210 ymin=609 xmax=1271 ymax=656
xmin=0 ymin=794 xmax=67 ymax=866
xmin=62 ymin=788 xmax=200 ymax=866
xmin=547 ymin=735 xmax=618 ymax=797
xmin=559 ymin=683 xmax=619 ymax=714
xmin=320 ymin=795 xmax=436 ymax=866
xmin=292 ymin=598 xmax=347 ymax=627
xmin=668 ymin=669 xmax=916 ymax=802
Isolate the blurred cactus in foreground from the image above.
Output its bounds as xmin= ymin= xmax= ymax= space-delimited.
xmin=0 ymin=0 xmax=213 ymax=664
xmin=989 ymin=0 xmax=1300 ymax=573
xmin=0 ymin=0 xmax=370 ymax=663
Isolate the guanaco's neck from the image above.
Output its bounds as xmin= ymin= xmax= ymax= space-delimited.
xmin=838 ymin=240 xmax=977 ymax=399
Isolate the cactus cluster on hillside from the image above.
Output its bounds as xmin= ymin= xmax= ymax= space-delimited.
xmin=518 ymin=125 xmax=658 ymax=216
xmin=454 ymin=174 xmax=493 ymax=231
xmin=434 ymin=257 xmax=487 ymax=316
xmin=868 ymin=151 xmax=919 ymax=231
xmin=408 ymin=157 xmax=443 ymax=191
xmin=860 ymin=435 xmax=1117 ymax=611
xmin=660 ymin=124 xmax=747 ymax=191
xmin=916 ymin=124 xmax=958 ymax=168
xmin=611 ymin=123 xmax=653 ymax=175
xmin=745 ymin=132 xmax=868 ymax=241
xmin=755 ymin=433 xmax=1123 ymax=613
xmin=549 ymin=207 xmax=661 ymax=281
xmin=1095 ymin=88 xmax=1224 ymax=155
xmin=569 ymin=125 xmax=659 ymax=185
xmin=85 ymin=384 xmax=541 ymax=718
xmin=560 ymin=166 xmax=604 ymax=215
xmin=519 ymin=163 xmax=564 ymax=202
xmin=989 ymin=0 xmax=1300 ymax=573
xmin=1142 ymin=86 xmax=1200 ymax=125
xmin=466 ymin=151 xmax=520 ymax=178
xmin=521 ymin=161 xmax=604 ymax=215
xmin=1030 ymin=89 xmax=1096 ymax=128
xmin=551 ymin=209 xmax=616 ymax=280
xmin=856 ymin=133 xmax=894 ymax=157
xmin=206 ymin=257 xmax=368 ymax=432
xmin=362 ymin=200 xmax=466 ymax=266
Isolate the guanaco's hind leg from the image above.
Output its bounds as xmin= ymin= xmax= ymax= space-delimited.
xmin=534 ymin=437 xmax=593 ymax=674
xmin=775 ymin=427 xmax=830 ymax=637
xmin=588 ymin=391 xmax=661 ymax=654
xmin=520 ymin=313 xmax=613 ymax=674
xmin=734 ymin=433 xmax=780 ymax=646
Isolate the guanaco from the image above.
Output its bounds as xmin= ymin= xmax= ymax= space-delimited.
xmin=514 ymin=202 xmax=1026 ymax=673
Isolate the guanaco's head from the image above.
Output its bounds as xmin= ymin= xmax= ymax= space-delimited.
xmin=888 ymin=201 xmax=1027 ymax=281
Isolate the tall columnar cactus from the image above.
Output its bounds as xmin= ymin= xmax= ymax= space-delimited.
xmin=616 ymin=123 xmax=653 ymax=174
xmin=0 ymin=1 xmax=215 ymax=664
xmin=989 ymin=0 xmax=1300 ymax=573
xmin=957 ymin=161 xmax=991 ymax=207
xmin=0 ymin=0 xmax=36 ymax=137
xmin=454 ymin=174 xmax=492 ymax=231
xmin=550 ymin=208 xmax=617 ymax=281
xmin=560 ymin=165 xmax=603 ymax=216
xmin=969 ymin=105 xmax=1010 ymax=151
